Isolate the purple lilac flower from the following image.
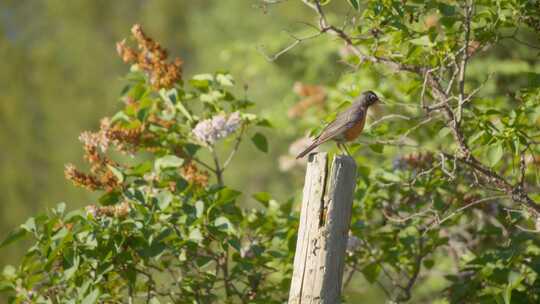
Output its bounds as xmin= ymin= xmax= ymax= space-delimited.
xmin=192 ymin=112 xmax=242 ymax=145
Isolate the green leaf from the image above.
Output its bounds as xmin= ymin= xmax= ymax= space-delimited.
xmin=409 ymin=36 xmax=433 ymax=47
xmin=159 ymin=88 xmax=178 ymax=105
xmin=423 ymin=259 xmax=435 ymax=269
xmin=188 ymin=228 xmax=204 ymax=242
xmin=368 ymin=144 xmax=383 ymax=153
xmin=228 ymin=237 xmax=241 ymax=251
xmin=380 ymin=171 xmax=401 ymax=183
xmin=0 ymin=228 xmax=27 ymax=248
xmin=2 ymin=265 xmax=16 ymax=279
xmin=525 ymin=72 xmax=540 ymax=88
xmin=82 ymin=289 xmax=100 ymax=304
xmin=159 ymin=88 xmax=193 ymax=121
xmin=155 ymin=155 xmax=184 ymax=172
xmin=256 ymin=118 xmax=273 ymax=128
xmin=190 ymin=73 xmax=213 ymax=89
xmin=0 ymin=281 xmax=13 ymax=292
xmin=192 ymin=74 xmax=214 ymax=81
xmin=127 ymin=83 xmax=147 ymax=100
xmin=253 ymin=192 xmax=271 ymax=207
xmin=156 ymin=191 xmax=173 ymax=210
xmin=107 ymin=165 xmax=124 ymax=183
xmin=215 ymin=216 xmax=234 ymax=232
xmin=200 ymin=90 xmax=225 ymax=104
xmin=64 ymin=257 xmax=79 ymax=280
xmin=251 ymin=133 xmax=268 ymax=153
xmin=438 ymin=127 xmax=451 ymax=138
xmin=217 ymin=188 xmax=242 ymax=204
xmin=438 ymin=3 xmax=455 ymax=16
xmin=195 ymin=200 xmax=205 ymax=218
xmin=99 ymin=191 xmax=121 ymax=206
xmin=127 ymin=161 xmax=153 ymax=176
xmin=195 ymin=255 xmax=213 ymax=268
xmin=110 ymin=111 xmax=131 ymax=123
xmin=486 ymin=145 xmax=503 ymax=166
xmin=440 ymin=16 xmax=458 ymax=28
xmin=21 ymin=217 xmax=36 ymax=233
xmin=347 ymin=0 xmax=359 ymax=10
xmin=361 ymin=263 xmax=380 ymax=283
xmin=149 ymin=297 xmax=161 ymax=304
xmin=469 ymin=130 xmax=485 ymax=145
xmin=216 ymin=73 xmax=234 ymax=86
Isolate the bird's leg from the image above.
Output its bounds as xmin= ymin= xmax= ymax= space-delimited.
xmin=337 ymin=142 xmax=344 ymax=155
xmin=343 ymin=143 xmax=352 ymax=156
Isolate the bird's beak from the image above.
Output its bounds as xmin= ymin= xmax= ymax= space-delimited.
xmin=378 ymin=98 xmax=385 ymax=104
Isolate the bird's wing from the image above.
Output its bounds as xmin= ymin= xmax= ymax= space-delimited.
xmin=315 ymin=107 xmax=364 ymax=143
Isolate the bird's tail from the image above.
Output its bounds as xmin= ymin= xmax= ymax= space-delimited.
xmin=296 ymin=141 xmax=320 ymax=159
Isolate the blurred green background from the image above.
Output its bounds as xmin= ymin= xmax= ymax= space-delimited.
xmin=0 ymin=0 xmax=345 ymax=267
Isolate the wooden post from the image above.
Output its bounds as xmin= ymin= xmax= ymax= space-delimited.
xmin=288 ymin=153 xmax=357 ymax=304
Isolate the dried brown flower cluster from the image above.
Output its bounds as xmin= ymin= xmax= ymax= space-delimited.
xmin=424 ymin=13 xmax=439 ymax=29
xmin=467 ymin=40 xmax=481 ymax=56
xmin=53 ymin=221 xmax=74 ymax=231
xmin=148 ymin=114 xmax=176 ymax=129
xmin=64 ymin=164 xmax=102 ymax=191
xmin=64 ymin=118 xmax=144 ymax=192
xmin=288 ymin=82 xmax=326 ymax=118
xmin=400 ymin=152 xmax=434 ymax=169
xmin=64 ymin=164 xmax=120 ymax=192
xmin=80 ymin=117 xmax=143 ymax=157
xmin=85 ymin=201 xmax=131 ymax=218
xmin=100 ymin=118 xmax=143 ymax=153
xmin=181 ymin=161 xmax=209 ymax=187
xmin=116 ymin=24 xmax=183 ymax=90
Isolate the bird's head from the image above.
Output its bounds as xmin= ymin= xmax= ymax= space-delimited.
xmin=361 ymin=90 xmax=380 ymax=107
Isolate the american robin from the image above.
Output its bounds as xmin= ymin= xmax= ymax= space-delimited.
xmin=296 ymin=90 xmax=380 ymax=159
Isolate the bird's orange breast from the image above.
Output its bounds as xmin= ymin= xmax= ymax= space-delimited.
xmin=344 ymin=118 xmax=365 ymax=141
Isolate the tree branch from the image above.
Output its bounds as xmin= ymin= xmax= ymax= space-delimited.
xmin=456 ymin=2 xmax=473 ymax=123
xmin=209 ymin=147 xmax=224 ymax=186
xmin=443 ymin=152 xmax=540 ymax=215
xmin=395 ymin=237 xmax=425 ymax=303
xmin=223 ymin=125 xmax=246 ymax=169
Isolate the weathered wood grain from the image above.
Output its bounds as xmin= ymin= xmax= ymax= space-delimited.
xmin=288 ymin=153 xmax=357 ymax=304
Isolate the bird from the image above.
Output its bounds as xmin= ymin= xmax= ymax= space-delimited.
xmin=296 ymin=90 xmax=381 ymax=159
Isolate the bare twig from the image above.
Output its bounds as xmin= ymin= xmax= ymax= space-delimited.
xmin=443 ymin=153 xmax=540 ymax=215
xmin=500 ymin=26 xmax=540 ymax=50
xmin=456 ymin=1 xmax=473 ymax=123
xmin=368 ymin=114 xmax=412 ymax=128
xmin=518 ymin=145 xmax=530 ymax=187
xmin=421 ymin=68 xmax=438 ymax=110
xmin=219 ymin=250 xmax=233 ymax=299
xmin=395 ymin=237 xmax=425 ymax=303
xmin=359 ymin=115 xmax=438 ymax=148
xmin=427 ymin=195 xmax=507 ymax=231
xmin=382 ymin=207 xmax=437 ymax=223
xmin=257 ymin=30 xmax=322 ymax=61
xmin=459 ymin=73 xmax=493 ymax=107
xmin=344 ymin=259 xmax=359 ymax=287
xmin=223 ymin=125 xmax=246 ymax=169
xmin=192 ymin=157 xmax=217 ymax=174
xmin=515 ymin=225 xmax=540 ymax=233
xmin=209 ymin=147 xmax=224 ymax=186
xmin=439 ymin=152 xmax=456 ymax=180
